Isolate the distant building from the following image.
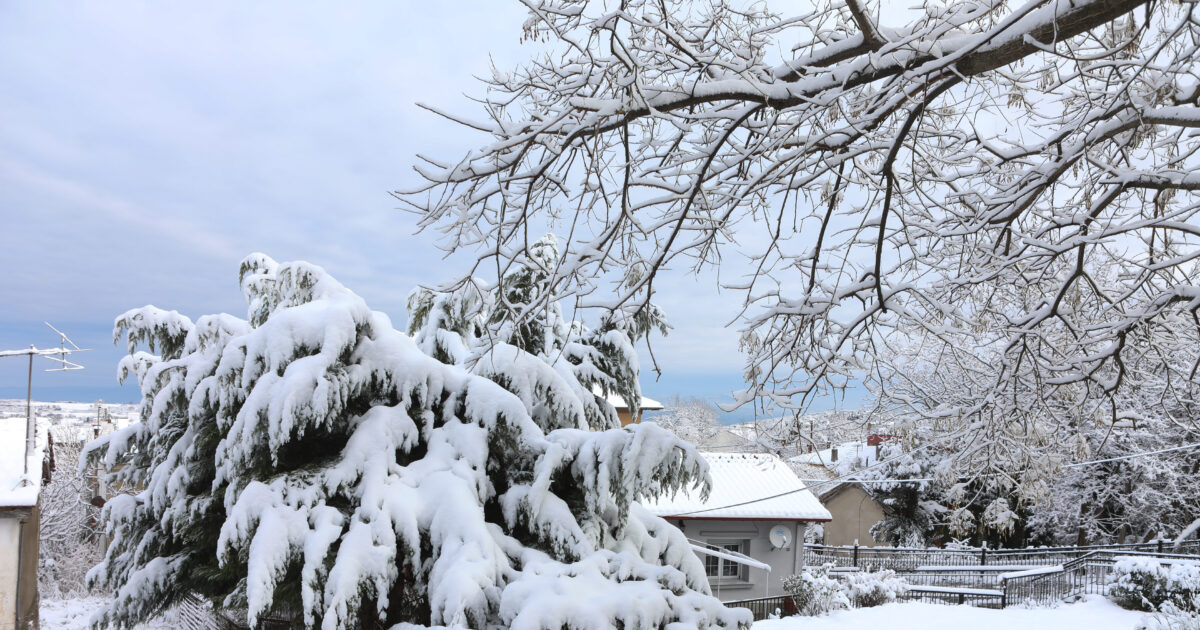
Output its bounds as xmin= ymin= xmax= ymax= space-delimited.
xmin=642 ymin=452 xmax=832 ymax=601
xmin=789 ymin=444 xmax=888 ymax=547
xmin=0 ymin=416 xmax=49 ymax=630
xmin=594 ymin=389 xmax=663 ymax=426
xmin=816 ymin=482 xmax=886 ymax=547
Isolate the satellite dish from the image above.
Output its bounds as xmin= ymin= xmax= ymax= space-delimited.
xmin=769 ymin=525 xmax=792 ymax=550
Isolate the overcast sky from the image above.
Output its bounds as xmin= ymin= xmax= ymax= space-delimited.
xmin=0 ymin=1 xmax=866 ymax=420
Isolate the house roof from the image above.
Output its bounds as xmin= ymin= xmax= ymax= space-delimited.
xmin=642 ymin=452 xmax=832 ymax=521
xmin=0 ymin=416 xmax=47 ymax=508
xmin=592 ymin=386 xmax=663 ymax=411
xmin=789 ymin=441 xmax=877 ymax=470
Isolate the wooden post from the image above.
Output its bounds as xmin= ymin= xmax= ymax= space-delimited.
xmin=853 ymin=543 xmax=859 ymax=568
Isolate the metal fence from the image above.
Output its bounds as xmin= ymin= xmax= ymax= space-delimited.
xmin=804 ymin=540 xmax=1200 ymax=572
xmin=899 ymin=586 xmax=1004 ymax=608
xmin=1000 ymin=550 xmax=1200 ymax=608
xmin=726 ymin=595 xmax=797 ymax=621
xmin=729 ymin=543 xmax=1200 ymax=619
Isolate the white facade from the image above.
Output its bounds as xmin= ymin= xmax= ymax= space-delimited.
xmin=0 ymin=518 xmax=19 ymax=630
xmin=642 ymin=452 xmax=832 ymax=601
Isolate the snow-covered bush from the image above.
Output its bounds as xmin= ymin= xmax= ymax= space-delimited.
xmin=782 ymin=564 xmax=850 ymax=616
xmin=83 ymin=253 xmax=750 ymax=630
xmin=1137 ymin=602 xmax=1200 ymax=630
xmin=839 ymin=569 xmax=908 ymax=608
xmin=1108 ymin=558 xmax=1200 ymax=614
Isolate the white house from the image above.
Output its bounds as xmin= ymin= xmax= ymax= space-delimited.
xmin=642 ymin=452 xmax=831 ymax=601
xmin=0 ymin=416 xmax=48 ymax=630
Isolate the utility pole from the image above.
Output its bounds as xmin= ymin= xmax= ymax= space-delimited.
xmin=0 ymin=323 xmax=88 ymax=479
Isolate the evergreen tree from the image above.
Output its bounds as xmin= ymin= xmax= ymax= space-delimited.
xmin=85 ymin=253 xmax=747 ymax=629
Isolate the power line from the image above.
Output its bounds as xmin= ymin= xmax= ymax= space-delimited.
xmin=1061 ymin=441 xmax=1200 ymax=468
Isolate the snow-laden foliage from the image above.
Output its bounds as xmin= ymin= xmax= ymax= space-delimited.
xmin=40 ymin=428 xmax=104 ymax=600
xmin=838 ymin=570 xmax=908 ymax=608
xmin=407 ymin=0 xmax=1200 ymax=482
xmin=1137 ymin=601 xmax=1200 ymax=630
xmin=1108 ymin=557 xmax=1200 ymax=614
xmin=869 ymin=263 xmax=1200 ymax=532
xmin=408 ymin=234 xmax=669 ymax=433
xmin=781 ymin=564 xmax=850 ymax=616
xmin=84 ymin=254 xmax=749 ymax=630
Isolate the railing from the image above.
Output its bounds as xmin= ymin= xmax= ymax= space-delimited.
xmin=900 ymin=566 xmax=1040 ymax=590
xmin=999 ymin=550 xmax=1200 ymax=609
xmin=804 ymin=540 xmax=1200 ymax=572
xmin=726 ymin=595 xmax=796 ymax=621
xmin=899 ymin=585 xmax=1004 ymax=608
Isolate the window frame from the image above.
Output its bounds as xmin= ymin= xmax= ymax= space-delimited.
xmin=702 ymin=539 xmax=750 ymax=583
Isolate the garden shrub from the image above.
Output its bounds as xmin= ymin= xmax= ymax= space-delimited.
xmin=1109 ymin=557 xmax=1200 ymax=614
xmin=783 ymin=564 xmax=851 ymax=616
xmin=840 ymin=569 xmax=909 ymax=607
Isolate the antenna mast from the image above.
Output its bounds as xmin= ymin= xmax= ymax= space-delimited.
xmin=0 ymin=323 xmax=89 ymax=480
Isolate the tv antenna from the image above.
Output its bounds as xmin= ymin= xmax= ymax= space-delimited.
xmin=0 ymin=323 xmax=90 ymax=481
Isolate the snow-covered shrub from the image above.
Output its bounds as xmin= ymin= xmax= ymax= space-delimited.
xmin=1108 ymin=557 xmax=1200 ymax=613
xmin=83 ymin=253 xmax=750 ymax=630
xmin=839 ymin=569 xmax=908 ymax=608
xmin=1137 ymin=602 xmax=1200 ymax=630
xmin=782 ymin=564 xmax=850 ymax=616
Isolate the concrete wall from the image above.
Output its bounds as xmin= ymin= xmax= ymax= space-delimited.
xmin=822 ymin=485 xmax=885 ymax=547
xmin=673 ymin=519 xmax=810 ymax=601
xmin=0 ymin=506 xmax=39 ymax=630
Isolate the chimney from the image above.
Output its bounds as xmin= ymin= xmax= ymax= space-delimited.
xmin=831 ymin=447 xmax=839 ymax=462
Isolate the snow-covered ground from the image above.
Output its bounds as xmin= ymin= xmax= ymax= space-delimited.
xmin=41 ymin=598 xmax=176 ymax=630
xmin=753 ymin=597 xmax=1144 ymax=630
xmin=41 ymin=595 xmax=1146 ymax=629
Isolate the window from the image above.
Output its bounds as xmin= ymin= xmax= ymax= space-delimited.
xmin=704 ymin=541 xmax=746 ymax=580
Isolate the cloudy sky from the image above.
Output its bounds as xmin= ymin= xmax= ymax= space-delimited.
xmin=0 ymin=1 xmax=866 ymax=420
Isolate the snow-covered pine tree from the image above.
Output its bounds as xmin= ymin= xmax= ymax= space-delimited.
xmin=408 ymin=234 xmax=669 ymax=433
xmin=84 ymin=253 xmax=748 ymax=630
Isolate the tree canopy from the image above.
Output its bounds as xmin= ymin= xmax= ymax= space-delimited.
xmin=405 ymin=0 xmax=1200 ymax=475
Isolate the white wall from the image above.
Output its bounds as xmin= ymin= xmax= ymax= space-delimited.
xmin=0 ymin=518 xmax=20 ymax=630
xmin=674 ymin=519 xmax=809 ymax=601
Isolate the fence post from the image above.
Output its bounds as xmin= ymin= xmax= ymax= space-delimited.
xmin=981 ymin=544 xmax=987 ymax=566
xmin=853 ymin=543 xmax=859 ymax=568
xmin=1000 ymin=578 xmax=1007 ymax=609
xmin=1157 ymin=539 xmax=1164 ymax=554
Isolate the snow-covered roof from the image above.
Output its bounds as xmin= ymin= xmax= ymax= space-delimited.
xmin=0 ymin=416 xmax=47 ymax=508
xmin=642 ymin=452 xmax=832 ymax=521
xmin=790 ymin=441 xmax=877 ymax=469
xmin=592 ymin=387 xmax=663 ymax=411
